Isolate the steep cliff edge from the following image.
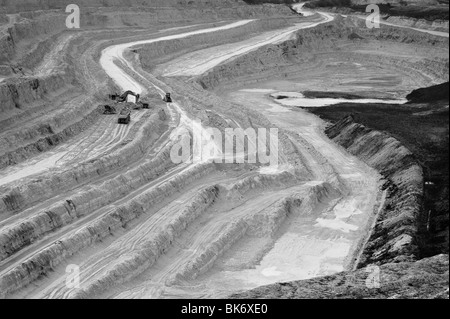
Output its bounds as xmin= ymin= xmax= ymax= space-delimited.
xmin=406 ymin=81 xmax=449 ymax=103
xmin=195 ymin=17 xmax=448 ymax=91
xmin=309 ymin=89 xmax=449 ymax=259
xmin=325 ymin=115 xmax=423 ymax=266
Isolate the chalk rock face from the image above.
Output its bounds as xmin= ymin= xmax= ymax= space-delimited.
xmin=193 ymin=18 xmax=448 ymax=90
xmin=325 ymin=115 xmax=424 ymax=266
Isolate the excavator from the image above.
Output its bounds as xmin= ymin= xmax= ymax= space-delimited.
xmin=103 ymin=90 xmax=152 ymax=124
xmin=102 ymin=104 xmax=117 ymax=114
xmin=113 ymin=90 xmax=140 ymax=103
xmin=110 ymin=90 xmax=149 ymax=109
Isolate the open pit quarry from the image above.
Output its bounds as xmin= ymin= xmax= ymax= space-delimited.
xmin=0 ymin=0 xmax=448 ymax=299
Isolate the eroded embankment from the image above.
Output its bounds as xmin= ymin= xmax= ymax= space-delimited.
xmin=0 ymin=12 xmax=68 ymax=66
xmin=0 ymin=112 xmax=170 ymax=261
xmin=230 ymin=253 xmax=449 ymax=299
xmin=0 ymin=27 xmax=170 ymax=181
xmin=0 ymin=71 xmax=74 ymax=113
xmin=0 ymin=1 xmax=294 ymax=66
xmin=69 ymin=184 xmax=222 ymax=299
xmin=0 ymin=88 xmax=100 ymax=172
xmin=325 ymin=115 xmax=423 ymax=266
xmin=384 ymin=16 xmax=449 ymax=33
xmin=137 ymin=18 xmax=297 ymax=72
xmin=0 ymin=108 xmax=168 ymax=215
xmin=49 ymin=172 xmax=338 ymax=299
xmin=195 ymin=16 xmax=448 ymax=90
xmin=0 ymin=162 xmax=216 ymax=298
xmin=0 ymin=33 xmax=112 ymax=170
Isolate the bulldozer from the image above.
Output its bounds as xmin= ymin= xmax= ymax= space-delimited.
xmin=132 ymin=100 xmax=150 ymax=110
xmin=163 ymin=93 xmax=172 ymax=103
xmin=118 ymin=107 xmax=131 ymax=124
xmin=99 ymin=104 xmax=117 ymax=114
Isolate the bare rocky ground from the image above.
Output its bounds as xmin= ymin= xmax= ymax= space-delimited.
xmin=0 ymin=0 xmax=448 ymax=299
xmin=231 ymin=254 xmax=449 ymax=299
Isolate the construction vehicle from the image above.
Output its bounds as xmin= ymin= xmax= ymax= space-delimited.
xmin=121 ymin=91 xmax=140 ymax=103
xmin=98 ymin=104 xmax=117 ymax=114
xmin=163 ymin=93 xmax=172 ymax=103
xmin=104 ymin=91 xmax=148 ymax=124
xmin=109 ymin=93 xmax=119 ymax=101
xmin=110 ymin=91 xmax=140 ymax=103
xmin=132 ymin=100 xmax=150 ymax=110
xmin=103 ymin=104 xmax=117 ymax=114
xmin=118 ymin=107 xmax=131 ymax=124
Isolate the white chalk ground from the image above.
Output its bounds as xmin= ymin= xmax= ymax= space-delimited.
xmin=0 ymin=153 xmax=65 ymax=187
xmin=266 ymin=103 xmax=292 ymax=113
xmin=88 ymin=79 xmax=380 ymax=299
xmin=315 ymin=198 xmax=362 ymax=233
xmin=168 ymin=87 xmax=380 ymax=298
xmin=98 ymin=16 xmax=337 ymax=170
xmin=0 ymin=110 xmax=148 ymax=187
xmin=225 ymin=235 xmax=351 ymax=284
xmin=160 ymin=13 xmax=334 ymax=77
xmin=259 ymin=163 xmax=291 ymax=175
xmin=1 ymin=21 xmax=258 ymax=187
xmin=269 ymin=91 xmax=407 ymax=107
xmin=100 ymin=20 xmax=255 ymax=94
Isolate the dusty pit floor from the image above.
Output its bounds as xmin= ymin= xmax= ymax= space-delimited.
xmin=142 ymin=80 xmax=383 ymax=299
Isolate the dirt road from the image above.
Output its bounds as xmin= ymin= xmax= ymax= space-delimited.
xmin=160 ymin=12 xmax=334 ymax=77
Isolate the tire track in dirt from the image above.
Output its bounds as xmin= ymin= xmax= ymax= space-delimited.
xmin=159 ymin=13 xmax=334 ymax=77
